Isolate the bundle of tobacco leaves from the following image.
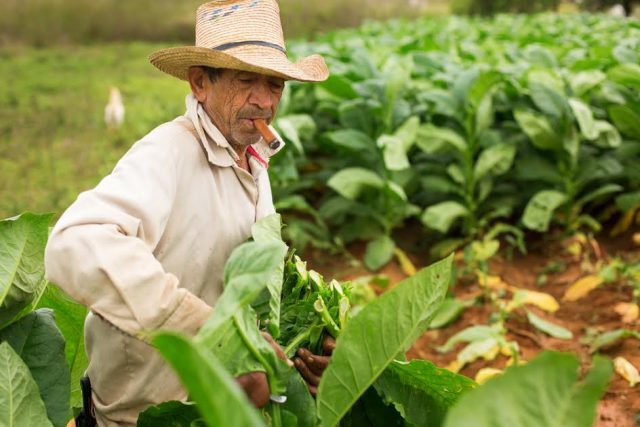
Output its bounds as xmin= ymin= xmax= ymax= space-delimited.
xmin=276 ymin=254 xmax=351 ymax=358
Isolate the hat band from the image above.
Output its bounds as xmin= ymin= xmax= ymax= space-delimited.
xmin=212 ymin=40 xmax=286 ymax=55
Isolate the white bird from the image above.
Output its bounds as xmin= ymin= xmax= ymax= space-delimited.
xmin=608 ymin=4 xmax=626 ymax=17
xmin=104 ymin=86 xmax=125 ymax=128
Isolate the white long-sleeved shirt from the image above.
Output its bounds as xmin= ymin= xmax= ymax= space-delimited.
xmin=45 ymin=94 xmax=282 ymax=426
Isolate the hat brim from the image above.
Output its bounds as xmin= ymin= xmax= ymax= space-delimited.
xmin=149 ymin=45 xmax=329 ymax=83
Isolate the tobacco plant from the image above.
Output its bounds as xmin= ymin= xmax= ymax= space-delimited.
xmin=145 ymin=214 xmax=475 ymax=426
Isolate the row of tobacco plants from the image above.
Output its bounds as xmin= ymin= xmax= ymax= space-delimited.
xmin=270 ymin=13 xmax=640 ymax=268
xmin=0 ymin=213 xmax=615 ymax=426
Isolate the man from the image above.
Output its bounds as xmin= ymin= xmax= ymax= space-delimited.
xmin=44 ymin=1 xmax=330 ymax=425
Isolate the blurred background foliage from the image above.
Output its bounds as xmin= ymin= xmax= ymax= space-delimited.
xmin=0 ymin=0 xmax=636 ymax=47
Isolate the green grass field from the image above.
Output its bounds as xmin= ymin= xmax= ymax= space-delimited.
xmin=0 ymin=43 xmax=190 ymax=219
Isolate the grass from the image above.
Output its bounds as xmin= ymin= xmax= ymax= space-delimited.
xmin=0 ymin=42 xmax=188 ymax=219
xmin=0 ymin=0 xmax=448 ymax=46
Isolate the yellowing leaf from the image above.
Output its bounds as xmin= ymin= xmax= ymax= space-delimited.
xmin=610 ymin=207 xmax=637 ymax=237
xmin=394 ymin=247 xmax=416 ymax=277
xmin=476 ymin=272 xmax=509 ymax=290
xmin=446 ymin=359 xmax=463 ymax=373
xmin=614 ymin=357 xmax=640 ymax=387
xmin=563 ymin=275 xmax=604 ymax=301
xmin=507 ymin=289 xmax=559 ymax=312
xmin=614 ymin=302 xmax=639 ymax=323
xmin=633 ymin=233 xmax=640 ymax=246
xmin=475 ymin=367 xmax=503 ymax=384
xmin=563 ymin=232 xmax=587 ymax=257
xmin=566 ymin=241 xmax=582 ymax=258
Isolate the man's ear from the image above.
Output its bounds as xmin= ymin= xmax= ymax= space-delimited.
xmin=188 ymin=66 xmax=208 ymax=102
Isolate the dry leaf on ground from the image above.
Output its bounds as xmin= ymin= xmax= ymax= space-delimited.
xmin=563 ymin=274 xmax=604 ymax=301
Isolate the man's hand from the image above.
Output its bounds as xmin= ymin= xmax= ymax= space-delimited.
xmin=235 ymin=332 xmax=293 ymax=408
xmin=235 ymin=371 xmax=270 ymax=407
xmin=294 ymin=335 xmax=336 ymax=396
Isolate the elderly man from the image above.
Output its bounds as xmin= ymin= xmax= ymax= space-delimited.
xmin=45 ymin=1 xmax=330 ymax=425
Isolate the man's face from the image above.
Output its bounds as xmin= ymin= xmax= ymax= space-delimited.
xmin=198 ymin=69 xmax=285 ymax=147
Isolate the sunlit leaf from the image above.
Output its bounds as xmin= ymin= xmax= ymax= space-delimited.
xmin=421 ymin=201 xmax=469 ymax=234
xmin=569 ymin=98 xmax=598 ymax=140
xmin=514 ymin=109 xmax=562 ymax=151
xmin=614 ymin=357 xmax=640 ymax=387
xmin=507 ymin=289 xmax=559 ymax=313
xmin=327 ymin=168 xmax=384 ymax=200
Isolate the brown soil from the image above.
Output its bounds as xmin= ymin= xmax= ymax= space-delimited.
xmin=305 ymin=226 xmax=640 ymax=427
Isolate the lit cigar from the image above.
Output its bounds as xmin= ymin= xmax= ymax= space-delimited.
xmin=253 ymin=118 xmax=281 ymax=150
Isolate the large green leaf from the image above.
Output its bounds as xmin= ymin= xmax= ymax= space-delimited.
xmin=327 ymin=168 xmax=384 ymax=200
xmin=197 ymin=313 xmax=263 ymax=377
xmin=0 ymin=309 xmax=69 ymax=427
xmin=443 ymin=352 xmax=612 ymax=427
xmin=0 ymin=341 xmax=53 ymax=427
xmin=153 ymin=332 xmax=266 ymax=427
xmin=281 ymin=372 xmax=316 ymax=427
xmin=320 ymin=75 xmax=359 ymax=99
xmin=198 ymin=305 xmax=291 ymax=397
xmin=575 ymin=184 xmax=623 ymax=209
xmin=529 ymin=82 xmax=568 ymax=118
xmin=607 ymin=63 xmax=640 ymax=90
xmin=473 ymin=143 xmax=516 ymax=181
xmin=379 ymin=135 xmax=410 ymax=171
xmin=341 ymin=386 xmax=404 ymax=427
xmin=416 ymin=124 xmax=467 ymax=154
xmin=514 ymin=109 xmax=562 ymax=151
xmin=592 ymin=120 xmax=622 ymax=148
xmin=198 ymin=239 xmax=287 ymax=338
xmin=569 ymin=70 xmax=606 ymax=96
xmin=316 ymin=255 xmax=453 ymax=427
xmin=364 ymin=235 xmax=395 ymax=271
xmin=474 ymin=91 xmax=495 ymax=136
xmin=136 ymin=401 xmax=203 ymax=427
xmin=421 ymin=201 xmax=469 ymax=234
xmin=374 ymin=360 xmax=476 ymax=427
xmin=36 ymin=284 xmax=87 ymax=410
xmin=608 ymin=105 xmax=640 ymax=139
xmin=569 ymin=98 xmax=598 ymax=140
xmin=250 ymin=215 xmax=286 ymax=338
xmin=275 ymin=115 xmax=316 ymax=154
xmin=522 ymin=190 xmax=568 ymax=232
xmin=325 ymin=129 xmax=374 ymax=153
xmin=0 ymin=213 xmax=53 ymax=328
xmin=379 ymin=116 xmax=421 ymax=171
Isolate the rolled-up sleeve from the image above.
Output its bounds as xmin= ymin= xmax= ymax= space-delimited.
xmin=45 ymin=132 xmax=212 ymax=339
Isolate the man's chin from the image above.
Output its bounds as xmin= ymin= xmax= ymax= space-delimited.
xmin=231 ymin=131 xmax=261 ymax=147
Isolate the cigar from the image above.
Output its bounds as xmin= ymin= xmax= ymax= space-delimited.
xmin=253 ymin=118 xmax=281 ymax=150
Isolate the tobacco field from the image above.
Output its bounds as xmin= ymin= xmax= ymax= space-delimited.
xmin=1 ymin=12 xmax=639 ymax=427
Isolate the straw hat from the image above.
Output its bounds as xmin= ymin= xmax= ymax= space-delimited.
xmin=149 ymin=0 xmax=329 ymax=82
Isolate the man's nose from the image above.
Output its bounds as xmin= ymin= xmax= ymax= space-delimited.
xmin=248 ymin=82 xmax=273 ymax=110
